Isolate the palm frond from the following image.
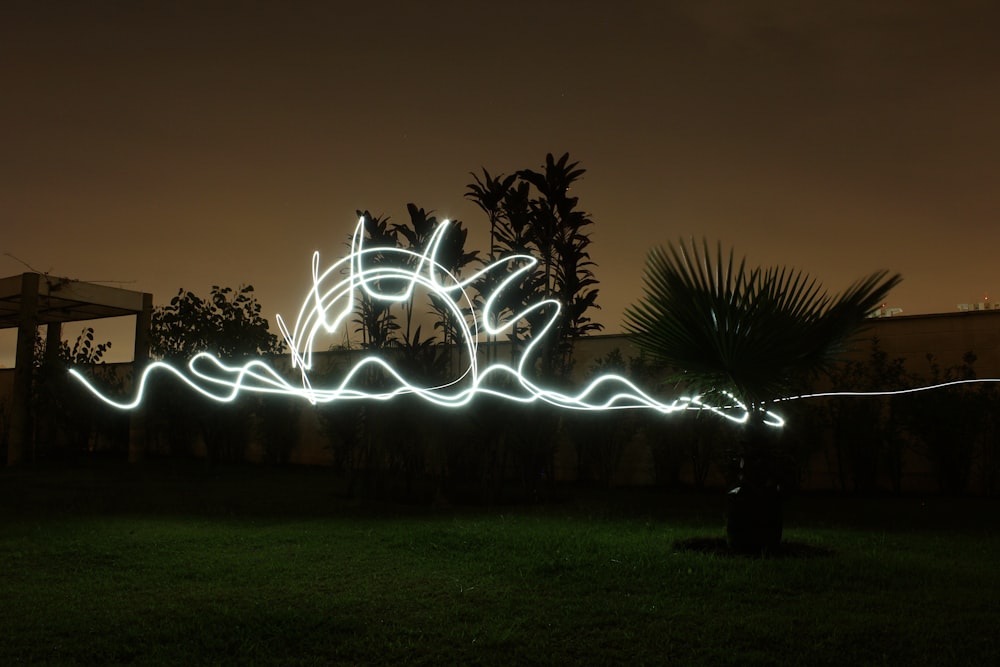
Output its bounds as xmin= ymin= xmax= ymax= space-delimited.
xmin=623 ymin=239 xmax=902 ymax=410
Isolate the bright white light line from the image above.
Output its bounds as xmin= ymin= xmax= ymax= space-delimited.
xmin=71 ymin=218 xmax=996 ymax=427
xmin=778 ymin=377 xmax=1000 ymax=402
xmin=70 ymin=218 xmax=772 ymax=425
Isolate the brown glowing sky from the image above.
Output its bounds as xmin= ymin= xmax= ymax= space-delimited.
xmin=3 ymin=1 xmax=999 ymax=363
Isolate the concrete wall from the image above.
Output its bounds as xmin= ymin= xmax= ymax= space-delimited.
xmin=850 ymin=310 xmax=1000 ymax=375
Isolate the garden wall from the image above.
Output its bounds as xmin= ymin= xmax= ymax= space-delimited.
xmin=3 ymin=310 xmax=999 ymax=494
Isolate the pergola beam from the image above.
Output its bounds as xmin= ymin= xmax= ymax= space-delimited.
xmin=1 ymin=273 xmax=153 ymax=465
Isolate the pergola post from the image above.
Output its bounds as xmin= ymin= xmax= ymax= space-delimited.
xmin=2 ymin=272 xmax=154 ymax=466
xmin=8 ymin=273 xmax=40 ymax=465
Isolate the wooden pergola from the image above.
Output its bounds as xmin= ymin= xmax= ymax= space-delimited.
xmin=0 ymin=272 xmax=153 ymax=464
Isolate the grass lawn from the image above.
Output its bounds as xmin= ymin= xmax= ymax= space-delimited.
xmin=1 ymin=462 xmax=998 ymax=666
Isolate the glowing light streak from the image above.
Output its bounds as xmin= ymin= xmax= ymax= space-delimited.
xmin=75 ymin=218 xmax=1000 ymax=428
xmin=71 ymin=218 xmax=779 ymax=425
xmin=777 ymin=377 xmax=1000 ymax=402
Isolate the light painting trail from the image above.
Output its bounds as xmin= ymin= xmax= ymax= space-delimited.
xmin=69 ymin=218 xmax=998 ymax=427
xmin=778 ymin=378 xmax=1000 ymax=402
xmin=70 ymin=218 xmax=779 ymax=426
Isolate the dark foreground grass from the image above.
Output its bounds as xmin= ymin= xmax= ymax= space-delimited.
xmin=1 ymin=463 xmax=998 ymax=666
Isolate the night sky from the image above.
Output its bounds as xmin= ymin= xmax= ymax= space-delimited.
xmin=3 ymin=1 xmax=999 ymax=364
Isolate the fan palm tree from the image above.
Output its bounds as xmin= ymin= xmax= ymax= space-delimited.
xmin=624 ymin=239 xmax=901 ymax=552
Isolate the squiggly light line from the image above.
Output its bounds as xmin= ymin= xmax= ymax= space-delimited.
xmin=70 ymin=218 xmax=781 ymax=426
xmin=70 ymin=219 xmax=1000 ymax=427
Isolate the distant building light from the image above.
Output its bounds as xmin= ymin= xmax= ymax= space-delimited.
xmin=869 ymin=306 xmax=903 ymax=318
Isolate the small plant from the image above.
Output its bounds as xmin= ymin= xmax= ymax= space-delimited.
xmin=33 ymin=327 xmax=125 ymax=458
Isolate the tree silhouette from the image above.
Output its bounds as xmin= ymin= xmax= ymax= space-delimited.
xmin=467 ymin=152 xmax=603 ymax=380
xmin=351 ymin=211 xmax=401 ymax=356
xmin=149 ymin=285 xmax=285 ymax=463
xmin=624 ymin=240 xmax=901 ymax=552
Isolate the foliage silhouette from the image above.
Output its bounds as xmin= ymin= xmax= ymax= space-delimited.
xmin=32 ymin=327 xmax=125 ymax=460
xmin=467 ymin=152 xmax=603 ymax=381
xmin=624 ymin=239 xmax=901 ymax=551
xmin=148 ymin=285 xmax=285 ymax=463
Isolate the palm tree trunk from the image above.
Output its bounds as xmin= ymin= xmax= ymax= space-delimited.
xmin=726 ymin=416 xmax=783 ymax=554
